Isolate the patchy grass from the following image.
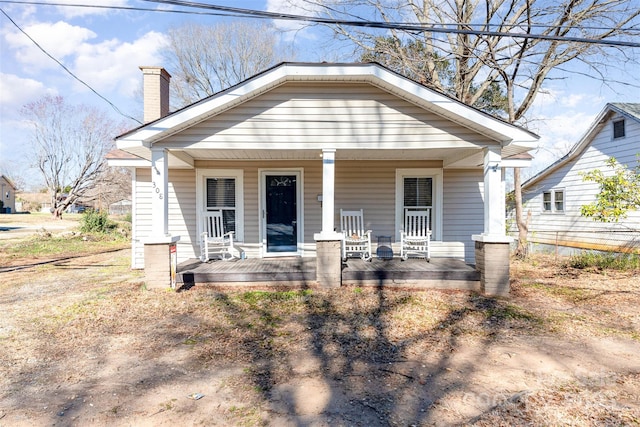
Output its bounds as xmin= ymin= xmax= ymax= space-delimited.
xmin=1 ymin=246 xmax=639 ymax=425
xmin=0 ymin=232 xmax=129 ymax=269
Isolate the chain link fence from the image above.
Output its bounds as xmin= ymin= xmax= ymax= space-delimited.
xmin=511 ymin=229 xmax=640 ymax=258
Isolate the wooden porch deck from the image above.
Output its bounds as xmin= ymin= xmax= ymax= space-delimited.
xmin=176 ymin=257 xmax=480 ymax=291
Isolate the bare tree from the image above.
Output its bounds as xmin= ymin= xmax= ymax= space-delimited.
xmin=162 ymin=21 xmax=295 ymax=108
xmin=281 ymin=0 xmax=640 ymax=257
xmin=21 ymin=95 xmax=124 ymax=219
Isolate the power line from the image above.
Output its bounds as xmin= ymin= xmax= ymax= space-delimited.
xmin=0 ymin=0 xmax=251 ymax=18
xmin=140 ymin=0 xmax=640 ymax=48
xmin=2 ymin=0 xmax=639 ymax=41
xmin=0 ymin=7 xmax=142 ymax=123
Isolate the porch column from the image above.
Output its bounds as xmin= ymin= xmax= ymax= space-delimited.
xmin=472 ymin=146 xmax=512 ymax=296
xmin=151 ymin=147 xmax=169 ymax=237
xmin=144 ymin=147 xmax=180 ymax=289
xmin=314 ymin=148 xmax=343 ymax=288
xmin=482 ymin=146 xmax=505 ymax=237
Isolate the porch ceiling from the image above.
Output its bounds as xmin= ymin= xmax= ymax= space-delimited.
xmin=175 ymin=147 xmax=486 ymax=168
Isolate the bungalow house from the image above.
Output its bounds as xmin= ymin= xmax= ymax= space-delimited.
xmin=517 ymin=103 xmax=640 ymax=255
xmin=108 ymin=62 xmax=539 ymax=295
xmin=0 ymin=175 xmax=16 ymax=214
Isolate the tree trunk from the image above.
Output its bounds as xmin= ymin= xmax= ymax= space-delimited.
xmin=513 ymin=167 xmax=528 ymax=258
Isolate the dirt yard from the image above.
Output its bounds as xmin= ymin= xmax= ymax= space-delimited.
xmin=0 ymin=218 xmax=639 ymax=426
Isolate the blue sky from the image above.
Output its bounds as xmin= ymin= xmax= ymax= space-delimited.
xmin=1 ymin=0 xmax=639 ymax=189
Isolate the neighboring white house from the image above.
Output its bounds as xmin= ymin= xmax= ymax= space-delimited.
xmin=0 ymin=175 xmax=16 ymax=214
xmin=108 ymin=62 xmax=539 ymax=293
xmin=516 ymin=103 xmax=640 ymax=255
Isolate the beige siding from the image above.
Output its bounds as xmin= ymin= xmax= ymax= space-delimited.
xmin=169 ymin=169 xmax=197 ymax=260
xmin=132 ymin=168 xmax=151 ymax=269
xmin=443 ymin=169 xmax=484 ymax=261
xmin=163 ymin=83 xmax=493 ymax=148
xmin=134 ymin=160 xmax=484 ymax=265
xmin=132 ymin=168 xmax=197 ymax=268
xmin=335 ymin=161 xmax=398 ymax=239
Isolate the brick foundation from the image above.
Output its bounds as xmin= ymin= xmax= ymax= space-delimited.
xmin=316 ymin=240 xmax=342 ymax=288
xmin=144 ymin=242 xmax=176 ymax=289
xmin=474 ymin=240 xmax=510 ymax=296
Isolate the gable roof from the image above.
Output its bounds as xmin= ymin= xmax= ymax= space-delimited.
xmin=521 ymin=103 xmax=640 ymax=190
xmin=0 ymin=175 xmax=16 ymax=190
xmin=116 ymin=62 xmax=538 ymax=161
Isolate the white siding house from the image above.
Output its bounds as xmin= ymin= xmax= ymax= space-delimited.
xmin=108 ymin=62 xmax=539 ymax=293
xmin=517 ymin=103 xmax=640 ymax=254
xmin=0 ymin=175 xmax=16 ymax=214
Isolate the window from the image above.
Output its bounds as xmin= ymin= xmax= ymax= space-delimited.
xmin=543 ymin=192 xmax=552 ymax=212
xmin=554 ymin=190 xmax=564 ymax=212
xmin=206 ymin=178 xmax=236 ymax=232
xmin=543 ymin=190 xmax=564 ymax=213
xmin=197 ymin=169 xmax=244 ymax=241
xmin=396 ymin=169 xmax=442 ymax=240
xmin=613 ymin=119 xmax=625 ymax=139
xmin=404 ymin=177 xmax=433 ymax=210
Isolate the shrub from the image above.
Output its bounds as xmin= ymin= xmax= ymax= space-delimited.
xmin=80 ymin=210 xmax=116 ymax=234
xmin=568 ymin=251 xmax=640 ymax=270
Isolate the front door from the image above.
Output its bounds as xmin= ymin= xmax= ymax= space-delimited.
xmin=262 ymin=172 xmax=300 ymax=255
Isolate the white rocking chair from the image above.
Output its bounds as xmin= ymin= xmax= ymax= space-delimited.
xmin=400 ymin=210 xmax=431 ymax=262
xmin=200 ymin=211 xmax=235 ymax=262
xmin=340 ymin=209 xmax=372 ymax=261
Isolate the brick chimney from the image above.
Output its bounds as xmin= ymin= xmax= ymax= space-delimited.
xmin=139 ymin=66 xmax=171 ymax=123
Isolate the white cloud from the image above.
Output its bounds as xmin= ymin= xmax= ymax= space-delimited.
xmin=72 ymin=31 xmax=167 ymax=98
xmin=266 ymin=0 xmax=321 ymax=41
xmin=54 ymin=0 xmax=129 ymax=18
xmin=5 ymin=21 xmax=96 ymax=70
xmin=0 ymin=73 xmax=57 ymax=112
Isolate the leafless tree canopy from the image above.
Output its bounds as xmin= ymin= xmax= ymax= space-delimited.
xmin=162 ymin=21 xmax=295 ymax=108
xmin=285 ymin=0 xmax=639 ymax=122
xmin=21 ymin=95 xmax=123 ymax=218
xmin=284 ymin=0 xmax=639 ymax=258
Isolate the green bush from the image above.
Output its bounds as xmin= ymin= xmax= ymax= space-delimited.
xmin=568 ymin=251 xmax=640 ymax=270
xmin=80 ymin=210 xmax=116 ymax=234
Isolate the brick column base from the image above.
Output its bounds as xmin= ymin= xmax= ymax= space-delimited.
xmin=474 ymin=241 xmax=510 ymax=296
xmin=316 ymin=240 xmax=342 ymax=288
xmin=144 ymin=242 xmax=176 ymax=289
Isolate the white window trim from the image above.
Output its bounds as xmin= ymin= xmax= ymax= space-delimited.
xmin=196 ymin=169 xmax=244 ymax=241
xmin=395 ymin=168 xmax=443 ymax=241
xmin=542 ymin=189 xmax=565 ymax=214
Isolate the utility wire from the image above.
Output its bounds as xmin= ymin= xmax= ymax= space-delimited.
xmin=0 ymin=0 xmax=250 ymax=18
xmin=141 ymin=0 xmax=640 ymax=48
xmin=2 ymin=0 xmax=639 ymax=37
xmin=0 ymin=7 xmax=142 ymax=124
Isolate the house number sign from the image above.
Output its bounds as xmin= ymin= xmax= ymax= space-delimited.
xmin=152 ymin=181 xmax=163 ymax=200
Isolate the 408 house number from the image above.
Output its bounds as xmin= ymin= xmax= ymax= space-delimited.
xmin=152 ymin=181 xmax=163 ymax=200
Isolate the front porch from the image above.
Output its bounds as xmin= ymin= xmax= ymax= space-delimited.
xmin=176 ymin=257 xmax=480 ymax=291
